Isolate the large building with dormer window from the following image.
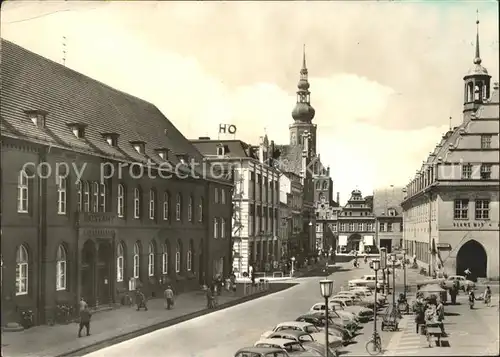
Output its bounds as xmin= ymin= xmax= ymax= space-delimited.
xmin=401 ymin=19 xmax=499 ymax=280
xmin=0 ymin=40 xmax=232 ymax=327
xmin=373 ymin=187 xmax=405 ymax=253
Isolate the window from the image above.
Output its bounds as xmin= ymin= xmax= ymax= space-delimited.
xmin=56 ymin=245 xmax=67 ymax=291
xmin=221 ymin=218 xmax=226 ymax=238
xmin=214 ymin=188 xmax=219 ymax=203
xmin=379 ymin=223 xmax=385 ymax=232
xmin=387 ymin=223 xmax=393 ymax=232
xmin=17 ymin=170 xmax=29 ymax=213
xmin=163 ymin=192 xmax=169 ymax=220
xmin=462 ymin=164 xmax=472 ymax=179
xmin=216 ymin=146 xmax=224 ymax=156
xmin=175 ymin=194 xmax=182 ymax=221
xmin=187 ymin=242 xmax=193 ymax=271
xmin=77 ymin=181 xmax=82 ymax=212
xmin=56 ymin=176 xmax=67 ymax=215
xmin=117 ymin=184 xmax=124 ymax=217
xmin=148 ymin=243 xmax=155 ymax=277
xmin=162 ymin=244 xmax=168 ymax=274
xmin=188 ymin=196 xmax=193 ymax=222
xmin=453 ymin=199 xmax=469 ymax=219
xmin=92 ymin=182 xmax=99 ymax=212
xmin=340 ymin=223 xmax=346 ymax=232
xmin=221 ymin=189 xmax=226 ymax=204
xmin=480 ymin=164 xmax=491 ymax=179
xmin=214 ymin=218 xmax=219 ymax=238
xmin=149 ymin=190 xmax=156 ymax=220
xmin=134 ymin=188 xmax=140 ymax=219
xmin=16 ymin=245 xmax=28 ymax=295
xmin=133 ymin=243 xmax=140 ymax=278
xmin=99 ymin=183 xmax=106 ymax=212
xmin=198 ymin=198 xmax=203 ymax=222
xmin=175 ymin=242 xmax=181 ymax=273
xmin=481 ymin=135 xmax=492 ymax=149
xmin=349 ymin=222 xmax=354 ymax=231
xmin=367 ymin=223 xmax=373 ymax=231
xmin=83 ymin=181 xmax=90 ymax=212
xmin=475 ymin=200 xmax=490 ymax=220
xmin=117 ymin=243 xmax=124 ymax=282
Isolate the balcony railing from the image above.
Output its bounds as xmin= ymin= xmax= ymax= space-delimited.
xmin=75 ymin=212 xmax=117 ymax=226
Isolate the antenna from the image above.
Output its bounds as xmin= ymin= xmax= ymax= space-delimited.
xmin=62 ymin=36 xmax=67 ymax=66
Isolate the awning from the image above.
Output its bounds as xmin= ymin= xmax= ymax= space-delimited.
xmin=363 ymin=235 xmax=374 ymax=246
xmin=339 ymin=235 xmax=348 ymax=246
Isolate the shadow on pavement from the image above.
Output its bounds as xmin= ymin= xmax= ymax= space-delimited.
xmin=444 ymin=311 xmax=460 ymax=317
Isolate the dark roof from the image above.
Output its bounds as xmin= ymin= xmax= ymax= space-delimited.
xmin=1 ymin=39 xmax=207 ymax=171
xmin=190 ymin=139 xmax=258 ymax=159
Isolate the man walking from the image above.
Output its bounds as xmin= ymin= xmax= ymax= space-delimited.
xmin=135 ymin=288 xmax=148 ymax=311
xmin=78 ymin=306 xmax=91 ymax=337
xmin=164 ymin=285 xmax=174 ymax=310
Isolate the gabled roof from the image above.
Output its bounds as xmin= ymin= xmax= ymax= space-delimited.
xmin=1 ymin=39 xmax=206 ymax=171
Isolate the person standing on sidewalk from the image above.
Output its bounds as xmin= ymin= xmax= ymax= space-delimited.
xmin=79 ymin=297 xmax=88 ymax=312
xmin=164 ymin=285 xmax=175 ymax=310
xmin=135 ymin=288 xmax=148 ymax=311
xmin=78 ymin=306 xmax=91 ymax=338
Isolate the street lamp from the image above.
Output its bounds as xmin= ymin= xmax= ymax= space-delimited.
xmin=371 ymin=259 xmax=381 ymax=352
xmin=290 ymin=256 xmax=296 ymax=277
xmin=402 ymin=248 xmax=407 ymax=299
xmin=319 ymin=279 xmax=334 ymax=357
xmin=390 ymin=253 xmax=397 ymax=310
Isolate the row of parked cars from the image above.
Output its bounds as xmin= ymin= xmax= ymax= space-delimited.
xmin=234 ymin=285 xmax=388 ymax=357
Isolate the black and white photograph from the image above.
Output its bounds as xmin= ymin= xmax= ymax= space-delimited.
xmin=1 ymin=1 xmax=499 ymax=356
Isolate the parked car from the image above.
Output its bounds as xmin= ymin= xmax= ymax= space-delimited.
xmin=261 ymin=321 xmax=343 ymax=345
xmin=308 ymin=304 xmax=357 ymax=331
xmin=234 ymin=346 xmax=290 ymax=357
xmin=254 ymin=338 xmax=321 ymax=356
xmin=297 ymin=312 xmax=353 ymax=343
xmin=348 ymin=275 xmax=383 ymax=290
xmin=329 ymin=299 xmax=372 ymax=321
xmin=442 ymin=275 xmax=475 ymax=291
xmin=349 ymin=286 xmax=386 ymax=305
xmin=266 ymin=329 xmax=341 ymax=355
xmin=308 ymin=302 xmax=358 ymax=325
xmin=335 ymin=291 xmax=376 ymax=309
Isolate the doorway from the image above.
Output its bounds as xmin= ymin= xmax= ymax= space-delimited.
xmin=456 ymin=239 xmax=487 ymax=281
xmin=380 ymin=239 xmax=392 ymax=253
xmin=81 ymin=240 xmax=96 ymax=306
xmin=96 ymin=241 xmax=113 ymax=305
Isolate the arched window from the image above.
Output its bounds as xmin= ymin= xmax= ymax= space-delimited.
xmin=83 ymin=181 xmax=90 ymax=212
xmin=133 ymin=243 xmax=140 ymax=278
xmin=149 ymin=189 xmax=156 ymax=220
xmin=315 ymin=181 xmax=320 ymax=190
xmin=187 ymin=241 xmax=193 ymax=271
xmin=133 ymin=188 xmax=141 ymax=219
xmin=57 ymin=176 xmax=67 ymax=215
xmin=92 ymin=182 xmax=99 ymax=212
xmin=56 ymin=245 xmax=67 ymax=291
xmin=175 ymin=241 xmax=181 ymax=273
xmin=16 ymin=245 xmax=28 ymax=295
xmin=221 ymin=218 xmax=226 ymax=238
xmin=116 ymin=242 xmax=124 ymax=282
xmin=148 ymin=242 xmax=155 ymax=276
xmin=322 ymin=181 xmax=328 ymax=190
xmin=213 ymin=218 xmax=219 ymax=238
xmin=188 ymin=196 xmax=193 ymax=222
xmin=162 ymin=244 xmax=168 ymax=275
xmin=175 ymin=193 xmax=182 ymax=221
xmin=117 ymin=184 xmax=125 ymax=217
xmin=99 ymin=182 xmax=106 ymax=212
xmin=17 ymin=170 xmax=29 ymax=213
xmin=163 ymin=192 xmax=169 ymax=220
xmin=198 ymin=198 xmax=203 ymax=222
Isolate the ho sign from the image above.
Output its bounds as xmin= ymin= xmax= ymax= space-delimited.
xmin=219 ymin=124 xmax=237 ymax=134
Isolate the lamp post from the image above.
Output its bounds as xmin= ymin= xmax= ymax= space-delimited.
xmin=320 ymin=279 xmax=334 ymax=357
xmin=372 ymin=259 xmax=381 ymax=347
xmin=380 ymin=247 xmax=387 ymax=295
xmin=402 ymin=248 xmax=407 ymax=299
xmin=290 ymin=256 xmax=296 ymax=277
xmin=390 ymin=252 xmax=397 ymax=309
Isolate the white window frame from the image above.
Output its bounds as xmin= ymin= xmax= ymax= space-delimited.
xmin=149 ymin=190 xmax=155 ymax=220
xmin=454 ymin=199 xmax=469 ymax=219
xmin=134 ymin=188 xmax=140 ymax=219
xmin=117 ymin=243 xmax=124 ymax=282
xmin=56 ymin=245 xmax=67 ymax=291
xmin=163 ymin=192 xmax=169 ymax=220
xmin=92 ymin=182 xmax=99 ymax=212
xmin=117 ymin=184 xmax=124 ymax=217
xmin=475 ymin=200 xmax=490 ymax=220
xmin=214 ymin=188 xmax=219 ymax=203
xmin=99 ymin=182 xmax=106 ymax=212
xmin=214 ymin=218 xmax=219 ymax=238
xmin=175 ymin=243 xmax=181 ymax=273
xmin=175 ymin=194 xmax=181 ymax=221
xmin=148 ymin=243 xmax=155 ymax=277
xmin=187 ymin=247 xmax=192 ymax=271
xmin=198 ymin=198 xmax=203 ymax=222
xmin=16 ymin=245 xmax=28 ymax=296
xmin=133 ymin=243 xmax=140 ymax=278
xmin=83 ymin=181 xmax=90 ymax=212
xmin=188 ymin=196 xmax=193 ymax=222
xmin=162 ymin=244 xmax=168 ymax=275
xmin=221 ymin=189 xmax=226 ymax=204
xmin=77 ymin=181 xmax=82 ymax=212
xmin=221 ymin=218 xmax=226 ymax=238
xmin=17 ymin=171 xmax=29 ymax=213
xmin=56 ymin=175 xmax=67 ymax=215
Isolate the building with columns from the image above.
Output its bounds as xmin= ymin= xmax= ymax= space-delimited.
xmin=401 ymin=19 xmax=499 ymax=280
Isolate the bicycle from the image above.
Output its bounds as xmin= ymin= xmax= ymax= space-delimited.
xmin=365 ymin=331 xmax=382 ymax=355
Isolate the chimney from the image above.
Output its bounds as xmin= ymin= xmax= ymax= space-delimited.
xmin=327 ymin=166 xmax=330 ymax=176
xmin=336 ymin=192 xmax=340 ymax=204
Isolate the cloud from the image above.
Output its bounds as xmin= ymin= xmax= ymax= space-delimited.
xmin=1 ymin=1 xmax=498 ymax=203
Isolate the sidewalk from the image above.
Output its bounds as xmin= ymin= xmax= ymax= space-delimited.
xmin=1 ymin=284 xmax=292 ymax=357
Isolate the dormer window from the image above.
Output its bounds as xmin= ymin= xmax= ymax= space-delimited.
xmin=130 ymin=141 xmax=146 ymax=154
xmin=102 ymin=133 xmax=119 ymax=147
xmin=177 ymin=154 xmax=189 ymax=165
xmin=24 ymin=110 xmax=47 ymax=128
xmin=155 ymin=148 xmax=169 ymax=160
xmin=66 ymin=123 xmax=87 ymax=139
xmin=388 ymin=209 xmax=396 ymax=217
xmin=216 ymin=145 xmax=225 ymax=156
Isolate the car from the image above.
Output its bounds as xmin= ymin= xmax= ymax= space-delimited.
xmin=261 ymin=321 xmax=343 ymax=346
xmin=297 ymin=312 xmax=353 ymax=343
xmin=349 ymin=287 xmax=386 ymax=306
xmin=329 ymin=299 xmax=372 ymax=321
xmin=348 ymin=275 xmax=383 ymax=290
xmin=335 ymin=291 xmax=376 ymax=309
xmin=234 ymin=346 xmax=290 ymax=357
xmin=308 ymin=304 xmax=357 ymax=331
xmin=266 ymin=329 xmax=342 ymax=354
xmin=442 ymin=275 xmax=475 ymax=291
xmin=309 ymin=302 xmax=358 ymax=324
xmin=254 ymin=338 xmax=321 ymax=356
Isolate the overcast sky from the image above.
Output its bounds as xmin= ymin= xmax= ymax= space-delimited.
xmin=2 ymin=1 xmax=499 ymax=204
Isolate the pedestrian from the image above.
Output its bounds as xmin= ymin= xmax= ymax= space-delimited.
xmin=468 ymin=290 xmax=475 ymax=309
xmin=135 ymin=288 xmax=148 ymax=311
xmin=164 ymin=285 xmax=174 ymax=310
xmin=250 ymin=265 xmax=256 ymax=286
xmin=79 ymin=297 xmax=88 ymax=312
xmin=436 ymin=300 xmax=446 ymax=336
xmin=78 ymin=306 xmax=91 ymax=337
xmin=230 ymin=271 xmax=237 ymax=293
xmin=484 ymin=286 xmax=492 ymax=307
xmin=449 ymin=284 xmax=458 ymax=305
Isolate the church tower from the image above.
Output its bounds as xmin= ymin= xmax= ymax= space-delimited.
xmin=463 ymin=13 xmax=491 ymax=113
xmin=290 ymin=45 xmax=317 ymax=155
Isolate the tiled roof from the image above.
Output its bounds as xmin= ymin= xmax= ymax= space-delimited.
xmin=1 ymin=39 xmax=206 ymax=172
xmin=372 ymin=187 xmax=404 ymax=216
xmin=190 ymin=139 xmax=257 ymax=159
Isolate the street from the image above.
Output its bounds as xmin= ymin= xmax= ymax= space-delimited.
xmin=84 ymin=262 xmax=396 ymax=357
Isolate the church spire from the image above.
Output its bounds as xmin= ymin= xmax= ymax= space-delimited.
xmin=302 ymin=44 xmax=307 ymax=72
xmin=292 ymin=44 xmax=315 ymax=122
xmin=474 ymin=10 xmax=482 ymax=65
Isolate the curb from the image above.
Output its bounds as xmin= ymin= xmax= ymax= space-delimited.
xmin=55 ymin=283 xmax=295 ymax=357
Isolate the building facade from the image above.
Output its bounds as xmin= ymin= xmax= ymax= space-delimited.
xmin=401 ymin=21 xmax=500 ymax=280
xmin=373 ymin=187 xmax=404 ymax=253
xmin=315 ymin=199 xmax=341 ymax=253
xmin=279 ymin=172 xmax=305 ymax=258
xmin=191 ymin=136 xmax=281 ymax=276
xmin=0 ymin=40 xmax=232 ymax=326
